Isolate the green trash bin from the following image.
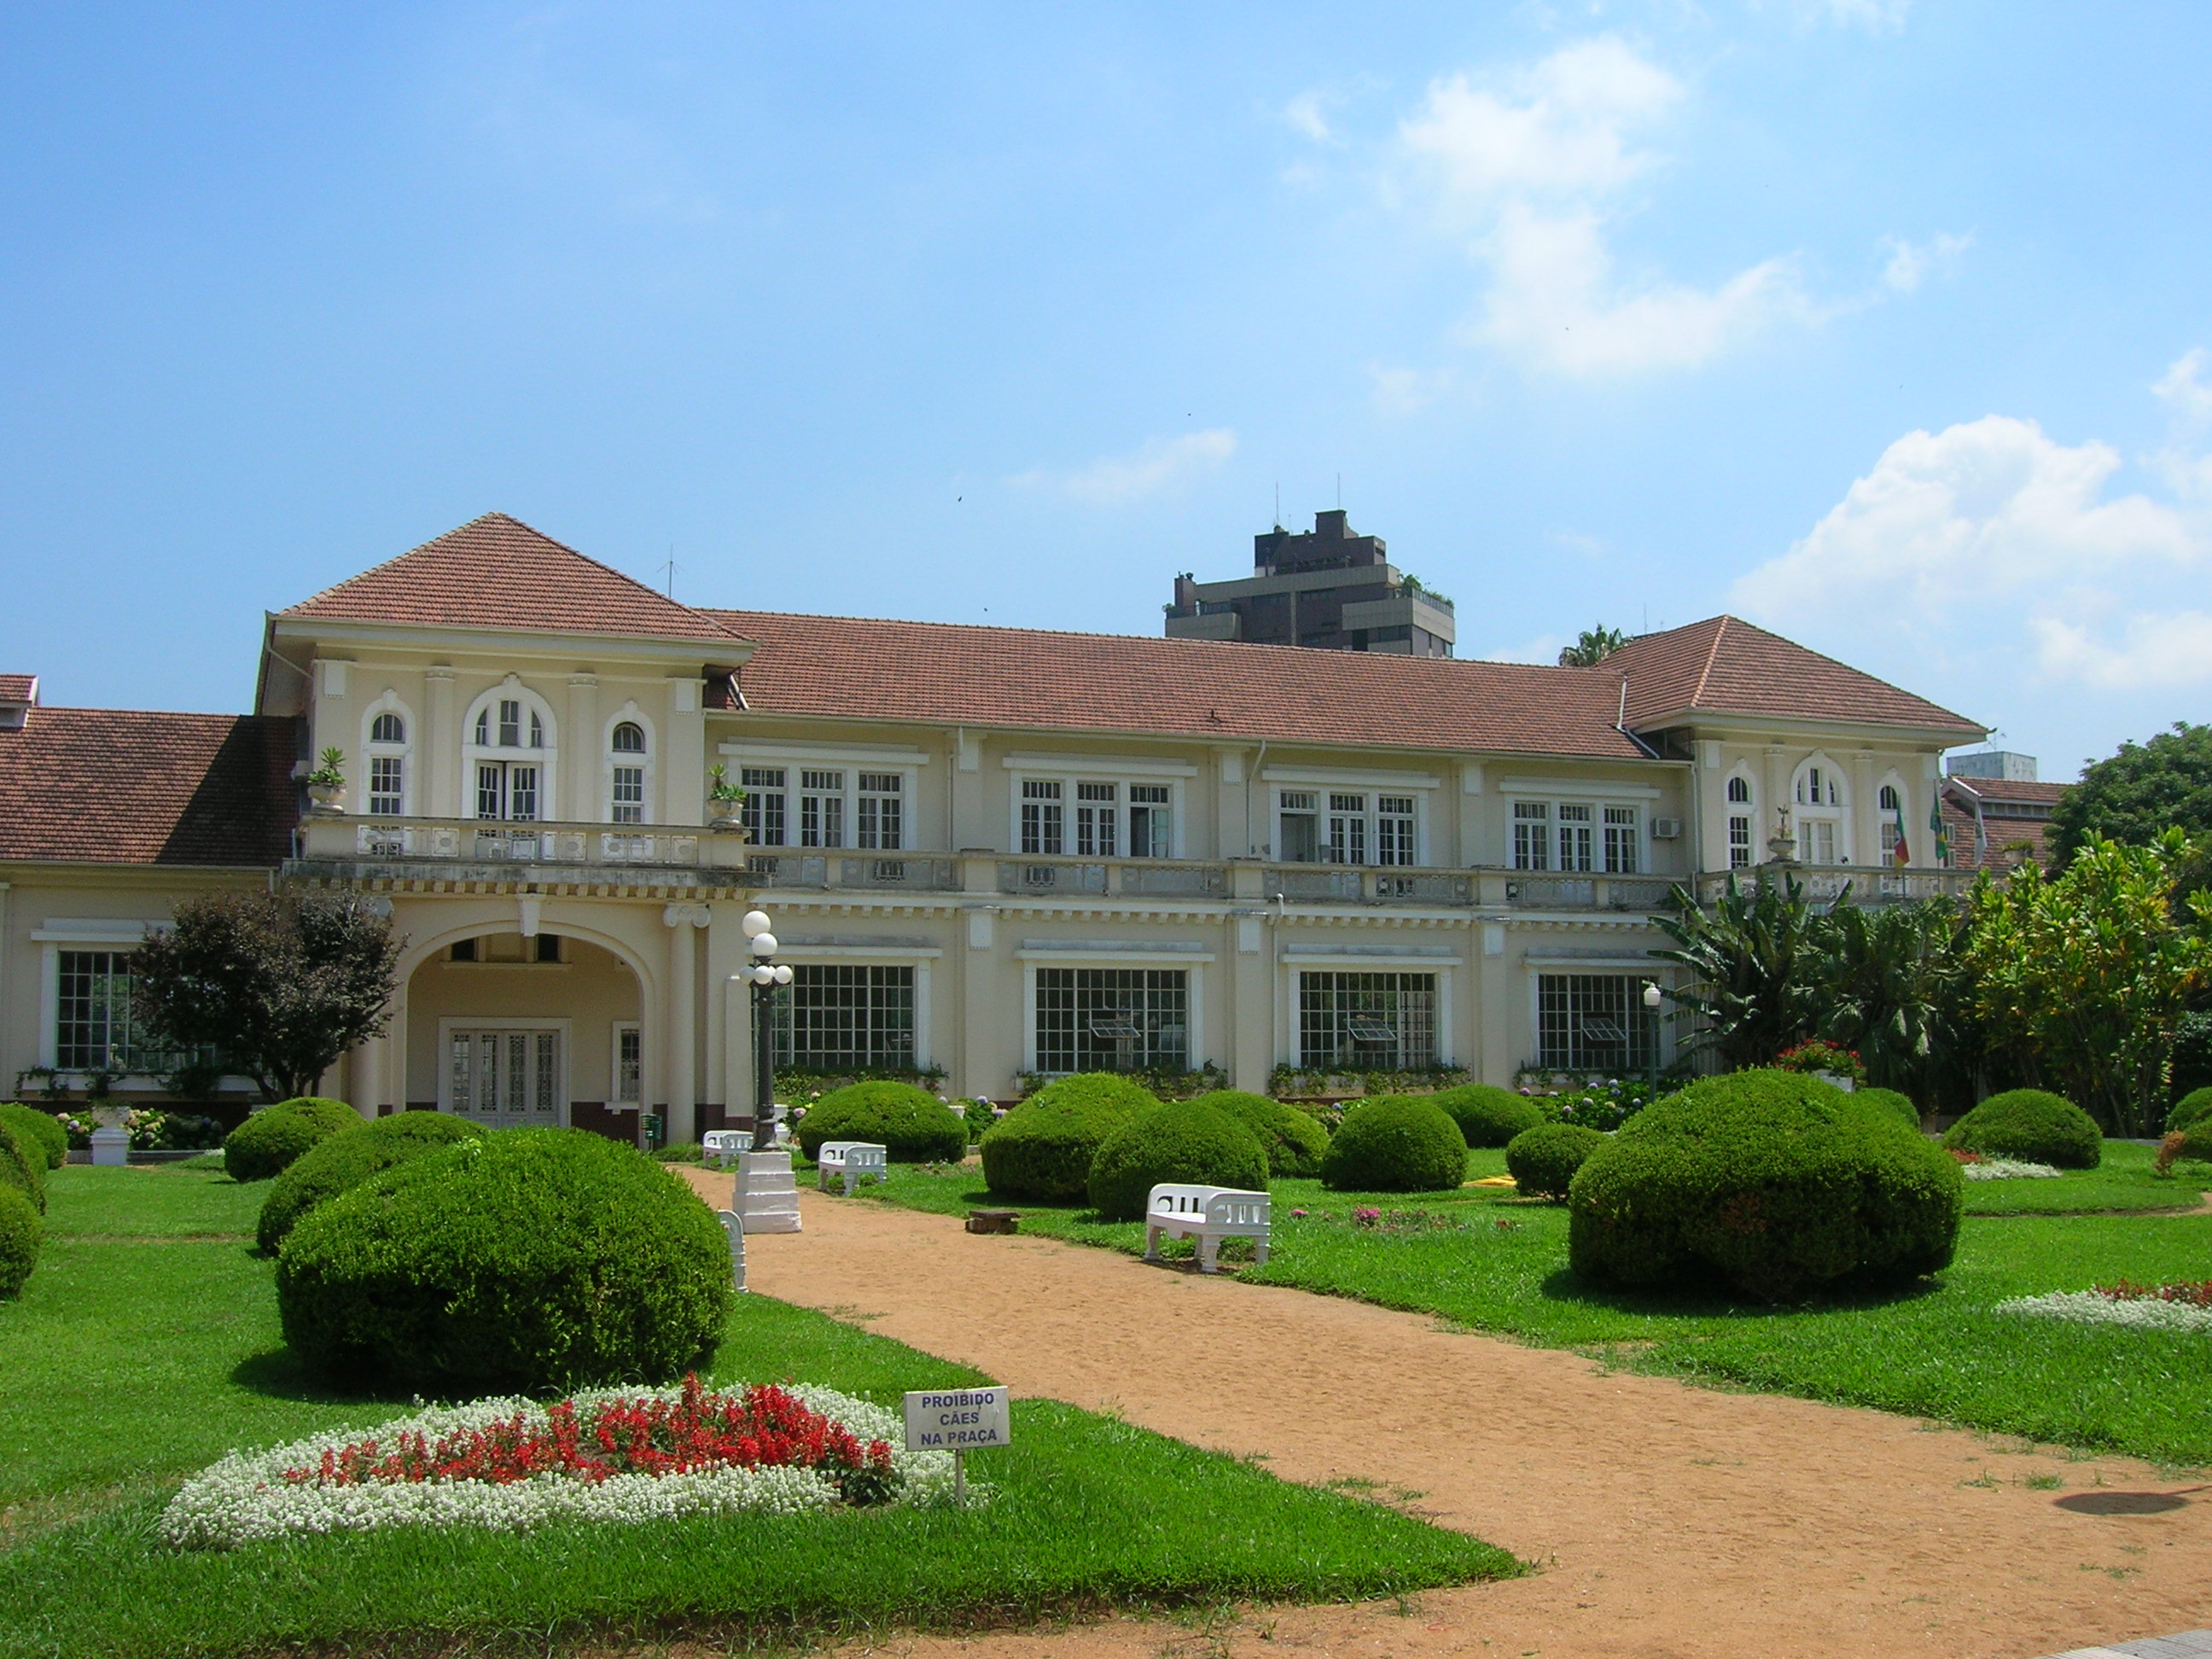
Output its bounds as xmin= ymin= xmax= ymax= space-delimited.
xmin=642 ymin=1113 xmax=665 ymax=1150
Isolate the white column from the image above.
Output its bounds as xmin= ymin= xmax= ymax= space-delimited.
xmin=424 ymin=667 xmax=457 ymax=818
xmin=566 ymin=675 xmax=599 ymax=824
xmin=663 ymin=903 xmax=709 ymax=1142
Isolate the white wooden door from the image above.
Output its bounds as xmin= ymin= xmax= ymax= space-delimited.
xmin=447 ymin=1028 xmax=564 ymax=1129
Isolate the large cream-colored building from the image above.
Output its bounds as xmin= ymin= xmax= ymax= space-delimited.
xmin=0 ymin=514 xmax=1985 ymax=1138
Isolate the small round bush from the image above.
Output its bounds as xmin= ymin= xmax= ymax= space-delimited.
xmin=1087 ymin=1102 xmax=1271 ymax=1221
xmin=0 ymin=1104 xmax=67 ymax=1171
xmin=979 ymin=1074 xmax=1157 ymax=1200
xmin=0 ymin=1123 xmax=44 ymax=1216
xmin=1429 ymin=1084 xmax=1544 ymax=1149
xmin=1505 ymin=1122 xmax=1607 ymax=1202
xmin=0 ymin=1185 xmax=39 ymax=1297
xmin=1854 ymin=1088 xmax=1923 ymax=1133
xmin=224 ymin=1097 xmax=362 ymax=1183
xmin=1942 ymin=1089 xmax=2101 ymax=1169
xmin=1319 ymin=1097 xmax=1469 ymax=1193
xmin=1184 ymin=1091 xmax=1329 ymax=1178
xmin=278 ymin=1127 xmax=732 ymax=1394
xmin=257 ymin=1111 xmax=485 ymax=1254
xmin=1570 ymin=1069 xmax=1963 ymax=1302
xmin=2166 ymin=1086 xmax=2212 ymax=1136
xmin=795 ymin=1081 xmax=969 ymax=1163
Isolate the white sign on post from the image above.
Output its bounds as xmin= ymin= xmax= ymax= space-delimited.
xmin=903 ymin=1386 xmax=1010 ymax=1506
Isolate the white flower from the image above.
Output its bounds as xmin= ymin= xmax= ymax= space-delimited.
xmin=1961 ymin=1158 xmax=2064 ymax=1179
xmin=1994 ymin=1292 xmax=2212 ymax=1333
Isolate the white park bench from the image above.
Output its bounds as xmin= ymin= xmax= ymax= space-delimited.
xmin=701 ymin=1131 xmax=748 ymax=1168
xmin=1144 ymin=1185 xmax=1271 ymax=1273
xmin=816 ymin=1140 xmax=889 ymax=1195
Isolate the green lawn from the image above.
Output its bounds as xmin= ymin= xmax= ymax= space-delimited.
xmin=0 ymin=1167 xmax=1516 ymax=1659
xmin=858 ymin=1149 xmax=2212 ymax=1467
xmin=1956 ymin=1138 xmax=2212 ymax=1214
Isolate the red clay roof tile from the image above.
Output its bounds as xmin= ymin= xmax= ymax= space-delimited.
xmin=1600 ymin=617 xmax=1982 ymax=735
xmin=0 ymin=675 xmax=36 ymax=704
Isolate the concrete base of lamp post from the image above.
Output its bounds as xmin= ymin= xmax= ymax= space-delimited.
xmin=89 ymin=1125 xmax=130 ymax=1167
xmin=731 ymin=1150 xmax=802 ymax=1234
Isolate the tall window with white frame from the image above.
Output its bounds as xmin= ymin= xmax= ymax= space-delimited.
xmin=1603 ymin=805 xmax=1640 ymax=874
xmin=473 ymin=697 xmax=545 ymax=821
xmin=609 ymin=721 xmax=647 ymax=824
xmin=1022 ymin=779 xmax=1064 ymax=854
xmin=1512 ymin=801 xmax=1551 ymax=870
xmin=741 ymin=767 xmax=787 ymax=845
xmin=1298 ymin=972 xmax=1437 ymax=1071
xmin=857 ymin=772 xmax=903 ymax=849
xmin=1794 ymin=764 xmax=1846 ymax=864
xmin=366 ymin=711 xmax=406 ymax=817
xmin=1726 ymin=775 xmax=1754 ymax=869
xmin=1537 ymin=974 xmax=1658 ymax=1072
xmin=1278 ymin=789 xmax=1419 ymax=864
xmin=1075 ymin=782 xmax=1117 ymax=856
xmin=1034 ymin=969 xmax=1186 ymax=1074
xmin=1129 ymin=784 xmax=1172 ymax=858
xmin=773 ymin=965 xmax=916 ymax=1069
xmin=1878 ymin=783 xmax=1905 ymax=865
xmin=1512 ymin=795 xmax=1642 ymax=873
xmin=800 ymin=770 xmax=845 ymax=847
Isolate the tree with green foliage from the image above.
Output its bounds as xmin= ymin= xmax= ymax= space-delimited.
xmin=1557 ymin=625 xmax=1629 ymax=667
xmin=1652 ymin=875 xmax=1823 ymax=1068
xmin=1812 ymin=899 xmax=1970 ymax=1098
xmin=1963 ymin=830 xmax=2212 ymax=1135
xmin=131 ymin=892 xmax=400 ymax=1103
xmin=2050 ymin=721 xmax=2212 ymax=865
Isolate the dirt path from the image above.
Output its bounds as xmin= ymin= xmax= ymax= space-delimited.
xmin=684 ymin=1173 xmax=2211 ymax=1659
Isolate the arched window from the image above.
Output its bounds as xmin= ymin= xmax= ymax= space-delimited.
xmin=370 ymin=712 xmax=405 ymax=745
xmin=1796 ymin=766 xmax=1840 ymax=806
xmin=609 ymin=719 xmax=649 ymax=824
xmin=612 ymin=721 xmax=645 ymax=754
xmin=1877 ymin=780 xmax=1908 ymax=866
xmin=1878 ymin=783 xmax=1901 ymax=812
xmin=463 ymin=683 xmax=557 ymax=823
xmin=362 ymin=696 xmax=416 ymax=818
xmin=1791 ymin=758 xmax=1849 ymax=864
xmin=1726 ymin=776 xmax=1751 ymax=804
xmin=473 ymin=699 xmax=544 ymax=750
xmin=1723 ymin=773 xmax=1755 ymax=869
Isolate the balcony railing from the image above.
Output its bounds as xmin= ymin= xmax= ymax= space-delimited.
xmin=292 ymin=816 xmax=749 ymax=875
xmin=1691 ymin=865 xmax=1976 ymax=906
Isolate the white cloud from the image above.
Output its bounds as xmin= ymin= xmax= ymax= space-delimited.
xmin=1283 ymin=90 xmax=1338 ymax=145
xmin=1880 ymin=230 xmax=1972 ymax=292
xmin=1008 ymin=429 xmax=1238 ymax=506
xmin=1805 ymin=0 xmax=1912 ymax=32
xmin=2154 ymin=347 xmax=2212 ymax=427
xmin=2031 ymin=612 xmax=2212 ymax=691
xmin=1369 ymin=364 xmax=1459 ymax=414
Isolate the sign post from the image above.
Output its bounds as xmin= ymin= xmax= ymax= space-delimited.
xmin=902 ymin=1385 xmax=1010 ymax=1507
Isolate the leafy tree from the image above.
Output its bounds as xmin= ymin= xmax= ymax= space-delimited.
xmin=1652 ymin=875 xmax=1823 ymax=1069
xmin=1813 ymin=899 xmax=1968 ymax=1098
xmin=1557 ymin=625 xmax=1629 ymax=667
xmin=2050 ymin=721 xmax=2212 ymax=865
xmin=1963 ymin=830 xmax=2212 ymax=1135
xmin=131 ymin=893 xmax=400 ymax=1103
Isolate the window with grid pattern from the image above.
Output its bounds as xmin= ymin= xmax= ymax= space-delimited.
xmin=1603 ymin=805 xmax=1639 ymax=873
xmin=1298 ymin=972 xmax=1436 ymax=1071
xmin=55 ymin=950 xmax=207 ymax=1073
xmin=1021 ymin=779 xmax=1063 ymax=854
xmin=773 ymin=965 xmax=916 ymax=1069
xmin=741 ymin=767 xmax=787 ymax=845
xmin=858 ymin=772 xmax=903 ymax=850
xmin=1033 ymin=968 xmax=1186 ymax=1074
xmin=1536 ymin=975 xmax=1657 ymax=1071
xmin=1728 ymin=815 xmax=1753 ymax=867
xmin=369 ymin=756 xmax=405 ymax=816
xmin=1512 ymin=801 xmax=1550 ymax=870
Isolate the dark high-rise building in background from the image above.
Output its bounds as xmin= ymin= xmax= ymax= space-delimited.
xmin=1163 ymin=509 xmax=1455 ymax=656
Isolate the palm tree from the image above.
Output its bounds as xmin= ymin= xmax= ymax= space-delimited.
xmin=1651 ymin=874 xmax=1825 ymax=1069
xmin=1813 ymin=899 xmax=1968 ymax=1096
xmin=1557 ymin=625 xmax=1629 ymax=667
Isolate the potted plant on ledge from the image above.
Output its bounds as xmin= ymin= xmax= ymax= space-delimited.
xmin=706 ymin=764 xmax=748 ymax=833
xmin=304 ymin=747 xmax=346 ymax=813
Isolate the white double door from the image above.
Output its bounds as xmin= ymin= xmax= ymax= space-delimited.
xmin=447 ymin=1026 xmax=567 ymax=1129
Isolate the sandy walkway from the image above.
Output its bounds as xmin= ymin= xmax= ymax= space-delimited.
xmin=683 ymin=1173 xmax=2211 ymax=1659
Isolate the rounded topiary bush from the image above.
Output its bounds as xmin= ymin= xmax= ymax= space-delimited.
xmin=0 ymin=1104 xmax=67 ymax=1171
xmin=224 ymin=1097 xmax=362 ymax=1183
xmin=1942 ymin=1089 xmax=2102 ymax=1169
xmin=1505 ymin=1121 xmax=1606 ymax=1202
xmin=0 ymin=1185 xmax=39 ymax=1297
xmin=980 ymin=1074 xmax=1157 ymax=1201
xmin=2166 ymin=1086 xmax=2212 ymax=1137
xmin=1854 ymin=1088 xmax=1923 ymax=1133
xmin=1429 ymin=1083 xmax=1544 ymax=1149
xmin=795 ymin=1081 xmax=969 ymax=1163
xmin=277 ymin=1127 xmax=733 ymax=1394
xmin=1184 ymin=1090 xmax=1329 ymax=1178
xmin=1087 ymin=1101 xmax=1271 ymax=1221
xmin=1569 ymin=1068 xmax=1964 ymax=1302
xmin=0 ymin=1123 xmax=45 ymax=1216
xmin=257 ymin=1110 xmax=485 ymax=1254
xmin=1318 ymin=1097 xmax=1468 ymax=1193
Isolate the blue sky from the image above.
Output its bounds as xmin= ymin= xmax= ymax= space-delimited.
xmin=3 ymin=3 xmax=2209 ymax=780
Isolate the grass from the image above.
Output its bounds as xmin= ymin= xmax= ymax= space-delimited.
xmin=859 ymin=1148 xmax=2212 ymax=1467
xmin=1956 ymin=1138 xmax=2212 ymax=1214
xmin=0 ymin=1166 xmax=1516 ymax=1659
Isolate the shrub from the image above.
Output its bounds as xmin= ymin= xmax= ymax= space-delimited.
xmin=795 ymin=1081 xmax=969 ymax=1163
xmin=963 ymin=1098 xmax=998 ymax=1143
xmin=2166 ymin=1086 xmax=2212 ymax=1137
xmin=0 ymin=1185 xmax=38 ymax=1297
xmin=1087 ymin=1101 xmax=1270 ymax=1221
xmin=278 ymin=1128 xmax=732 ymax=1394
xmin=0 ymin=1104 xmax=67 ymax=1171
xmin=1942 ymin=1089 xmax=2102 ymax=1169
xmin=1854 ymin=1087 xmax=1923 ymax=1132
xmin=980 ymin=1073 xmax=1156 ymax=1200
xmin=257 ymin=1111 xmax=485 ymax=1254
xmin=1318 ymin=1097 xmax=1468 ymax=1193
xmin=1429 ymin=1084 xmax=1543 ymax=1149
xmin=1505 ymin=1122 xmax=1606 ymax=1202
xmin=1569 ymin=1068 xmax=1963 ymax=1301
xmin=224 ymin=1097 xmax=362 ymax=1183
xmin=1184 ymin=1090 xmax=1329 ymax=1177
xmin=654 ymin=1141 xmax=707 ymax=1165
xmin=0 ymin=1122 xmax=44 ymax=1215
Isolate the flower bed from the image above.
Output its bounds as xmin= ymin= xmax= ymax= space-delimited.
xmin=1954 ymin=1154 xmax=2063 ymax=1180
xmin=1996 ymin=1281 xmax=2212 ymax=1334
xmin=1285 ymin=1206 xmax=1519 ymax=1236
xmin=160 ymin=1377 xmax=961 ymax=1548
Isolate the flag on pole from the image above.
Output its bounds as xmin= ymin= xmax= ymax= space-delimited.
xmin=1891 ymin=798 xmax=1912 ymax=865
xmin=1930 ymin=798 xmax=1951 ymax=867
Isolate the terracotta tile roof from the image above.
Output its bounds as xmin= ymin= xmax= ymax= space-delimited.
xmin=0 ymin=675 xmax=36 ymax=703
xmin=0 ymin=708 xmax=297 ymax=865
xmin=280 ymin=513 xmax=739 ymax=643
xmin=1942 ymin=775 xmax=2068 ymax=806
xmin=1598 ymin=616 xmax=1983 ymax=736
xmin=702 ymin=609 xmax=1660 ymax=759
xmin=1938 ymin=795 xmax=2058 ymax=872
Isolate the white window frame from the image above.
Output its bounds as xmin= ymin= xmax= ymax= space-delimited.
xmin=462 ymin=678 xmax=560 ymax=824
xmin=1019 ymin=955 xmax=1206 ymax=1076
xmin=1012 ymin=773 xmax=1185 ymax=859
xmin=1791 ymin=754 xmax=1850 ymax=865
xmin=603 ymin=705 xmax=656 ymax=827
xmin=739 ymin=761 xmax=922 ymax=850
xmin=610 ymin=1020 xmax=643 ymax=1109
xmin=1271 ymin=785 xmax=1425 ymax=866
xmin=779 ymin=946 xmax=938 ymax=1068
xmin=1507 ymin=794 xmax=1645 ymax=873
xmin=1279 ymin=950 xmax=1458 ymax=1070
xmin=436 ymin=1016 xmax=572 ymax=1123
xmin=360 ymin=691 xmax=415 ymax=818
xmin=1877 ymin=773 xmax=1909 ymax=867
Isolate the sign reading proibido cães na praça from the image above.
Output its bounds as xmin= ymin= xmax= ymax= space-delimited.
xmin=902 ymin=1386 xmax=1010 ymax=1450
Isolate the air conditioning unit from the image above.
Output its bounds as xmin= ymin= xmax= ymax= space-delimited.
xmin=1650 ymin=817 xmax=1683 ymax=840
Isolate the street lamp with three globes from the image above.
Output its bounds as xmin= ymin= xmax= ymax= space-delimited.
xmin=741 ymin=908 xmax=794 ymax=1151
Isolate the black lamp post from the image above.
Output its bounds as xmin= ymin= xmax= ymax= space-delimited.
xmin=740 ymin=907 xmax=793 ymax=1152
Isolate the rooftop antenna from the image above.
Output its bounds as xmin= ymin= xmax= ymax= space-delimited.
xmin=1273 ymin=482 xmax=1281 ymax=528
xmin=658 ymin=553 xmax=678 ymax=599
xmin=1336 ymin=472 xmax=1342 ymax=510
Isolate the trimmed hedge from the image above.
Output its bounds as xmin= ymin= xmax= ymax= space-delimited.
xmin=224 ymin=1097 xmax=363 ymax=1183
xmin=1942 ymin=1089 xmax=2102 ymax=1170
xmin=2166 ymin=1086 xmax=2212 ymax=1137
xmin=1185 ymin=1090 xmax=1329 ymax=1178
xmin=1088 ymin=1101 xmax=1270 ymax=1221
xmin=257 ymin=1111 xmax=485 ymax=1254
xmin=0 ymin=1122 xmax=45 ymax=1216
xmin=980 ymin=1074 xmax=1157 ymax=1201
xmin=1505 ymin=1121 xmax=1606 ymax=1202
xmin=1569 ymin=1068 xmax=1964 ymax=1301
xmin=1429 ymin=1084 xmax=1543 ymax=1149
xmin=277 ymin=1128 xmax=733 ymax=1394
xmin=1854 ymin=1087 xmax=1923 ymax=1133
xmin=0 ymin=1185 xmax=39 ymax=1297
xmin=1318 ymin=1097 xmax=1468 ymax=1193
xmin=795 ymin=1082 xmax=969 ymax=1164
xmin=0 ymin=1104 xmax=67 ymax=1171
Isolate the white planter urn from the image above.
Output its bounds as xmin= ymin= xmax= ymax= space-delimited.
xmin=89 ymin=1124 xmax=130 ymax=1167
